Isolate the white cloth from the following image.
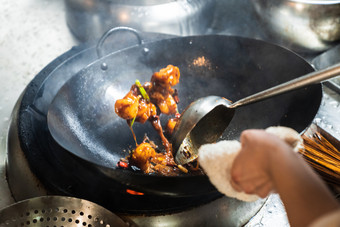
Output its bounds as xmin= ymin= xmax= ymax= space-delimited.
xmin=198 ymin=126 xmax=302 ymax=202
xmin=199 ymin=140 xmax=260 ymax=202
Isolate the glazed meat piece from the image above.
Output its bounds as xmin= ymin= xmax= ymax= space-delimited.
xmin=166 ymin=117 xmax=179 ymax=135
xmin=129 ymin=142 xmax=172 ymax=173
xmin=129 ymin=141 xmax=181 ymax=176
xmin=129 ymin=142 xmax=158 ymax=173
xmin=149 ymin=65 xmax=180 ymax=115
xmin=136 ymin=99 xmax=157 ymax=124
xmin=151 ymin=65 xmax=180 ymax=89
xmin=114 ymin=65 xmax=197 ymax=176
xmin=115 ymin=65 xmax=180 ymax=123
xmin=114 ymin=85 xmax=157 ymax=124
xmin=150 ymin=92 xmax=177 ymax=115
xmin=114 ymin=91 xmax=140 ymax=120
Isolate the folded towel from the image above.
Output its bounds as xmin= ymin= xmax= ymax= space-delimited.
xmin=265 ymin=126 xmax=303 ymax=153
xmin=198 ymin=126 xmax=302 ymax=202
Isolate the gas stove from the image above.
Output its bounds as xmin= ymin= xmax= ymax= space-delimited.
xmin=1 ymin=1 xmax=340 ymax=226
xmin=4 ymin=27 xmax=268 ymax=226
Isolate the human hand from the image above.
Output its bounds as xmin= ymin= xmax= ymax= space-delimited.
xmin=230 ymin=129 xmax=293 ymax=198
xmin=231 ymin=129 xmax=340 ymax=227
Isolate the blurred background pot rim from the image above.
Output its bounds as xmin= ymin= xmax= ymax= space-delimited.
xmin=252 ymin=0 xmax=340 ymax=53
xmin=106 ymin=0 xmax=185 ymax=6
xmin=65 ymin=0 xmax=216 ymax=42
xmin=290 ymin=0 xmax=340 ymax=5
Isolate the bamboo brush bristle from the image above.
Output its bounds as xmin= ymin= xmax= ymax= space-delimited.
xmin=300 ymin=131 xmax=340 ymax=187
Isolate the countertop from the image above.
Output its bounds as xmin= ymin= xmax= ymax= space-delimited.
xmin=0 ymin=0 xmax=77 ymax=211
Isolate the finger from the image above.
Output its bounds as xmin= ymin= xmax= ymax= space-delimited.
xmin=243 ymin=179 xmax=274 ymax=198
xmin=234 ymin=175 xmax=272 ymax=195
xmin=240 ymin=129 xmax=265 ymax=144
xmin=230 ymin=178 xmax=243 ymax=192
xmin=231 ymin=168 xmax=269 ymax=185
xmin=254 ymin=182 xmax=274 ymax=198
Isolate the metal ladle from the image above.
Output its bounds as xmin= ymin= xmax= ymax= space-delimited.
xmin=172 ymin=63 xmax=340 ymax=165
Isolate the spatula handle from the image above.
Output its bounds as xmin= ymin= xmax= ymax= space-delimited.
xmin=231 ymin=62 xmax=340 ymax=108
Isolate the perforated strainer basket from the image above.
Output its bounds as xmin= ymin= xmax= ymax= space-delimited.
xmin=0 ymin=196 xmax=133 ymax=227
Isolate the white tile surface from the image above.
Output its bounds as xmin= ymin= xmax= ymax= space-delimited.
xmin=0 ymin=0 xmax=77 ymax=209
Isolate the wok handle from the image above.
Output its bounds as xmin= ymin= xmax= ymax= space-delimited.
xmin=96 ymin=27 xmax=143 ymax=58
xmin=231 ymin=62 xmax=340 ymax=108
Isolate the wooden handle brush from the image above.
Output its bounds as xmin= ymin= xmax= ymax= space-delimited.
xmin=300 ymin=128 xmax=340 ymax=187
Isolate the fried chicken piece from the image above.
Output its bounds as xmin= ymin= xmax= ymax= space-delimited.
xmin=136 ymin=99 xmax=157 ymax=124
xmin=151 ymin=65 xmax=180 ymax=89
xmin=148 ymin=65 xmax=180 ymax=115
xmin=115 ymin=65 xmax=180 ymax=121
xmin=166 ymin=117 xmax=179 ymax=135
xmin=150 ymin=92 xmax=177 ymax=115
xmin=130 ymin=142 xmax=156 ymax=172
xmin=115 ymin=65 xmax=182 ymax=175
xmin=114 ymin=91 xmax=140 ymax=120
xmin=129 ymin=142 xmax=181 ymax=176
xmin=142 ymin=81 xmax=153 ymax=93
xmin=115 ymin=84 xmax=158 ymax=124
xmin=152 ymin=164 xmax=180 ymax=176
xmin=129 ymin=142 xmax=167 ymax=173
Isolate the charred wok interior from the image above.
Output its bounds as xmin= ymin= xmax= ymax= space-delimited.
xmin=115 ymin=65 xmax=203 ymax=176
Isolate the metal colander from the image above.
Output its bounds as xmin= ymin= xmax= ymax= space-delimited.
xmin=0 ymin=196 xmax=133 ymax=227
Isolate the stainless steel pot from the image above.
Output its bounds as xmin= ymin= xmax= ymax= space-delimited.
xmin=65 ymin=0 xmax=216 ymax=41
xmin=252 ymin=0 xmax=340 ymax=53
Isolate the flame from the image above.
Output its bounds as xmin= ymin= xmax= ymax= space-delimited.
xmin=126 ymin=189 xmax=144 ymax=195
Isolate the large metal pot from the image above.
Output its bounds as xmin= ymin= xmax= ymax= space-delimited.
xmin=65 ymin=0 xmax=216 ymax=41
xmin=252 ymin=0 xmax=340 ymax=53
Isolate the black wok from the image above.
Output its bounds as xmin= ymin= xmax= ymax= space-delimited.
xmin=48 ymin=34 xmax=322 ymax=197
